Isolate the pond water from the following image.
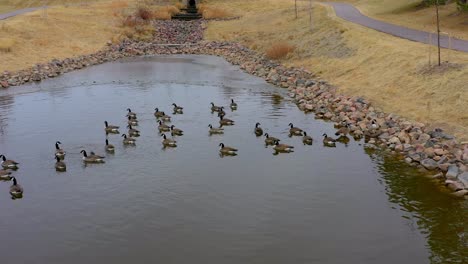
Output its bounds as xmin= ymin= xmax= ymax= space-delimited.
xmin=0 ymin=55 xmax=466 ymax=264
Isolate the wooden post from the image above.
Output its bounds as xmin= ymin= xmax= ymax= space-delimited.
xmin=295 ymin=0 xmax=298 ymax=19
xmin=436 ymin=0 xmax=441 ymax=66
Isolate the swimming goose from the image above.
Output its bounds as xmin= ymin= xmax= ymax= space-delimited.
xmin=80 ymin=150 xmax=105 ymax=163
xmin=264 ymin=133 xmax=280 ymax=146
xmin=154 ymin=108 xmax=164 ymax=118
xmin=170 ymin=125 xmax=184 ymax=136
xmin=322 ymin=133 xmax=336 ymax=147
xmin=55 ymin=156 xmax=66 ymax=172
xmin=0 ymin=169 xmax=12 ymax=181
xmin=172 ymin=103 xmax=183 ymax=114
xmin=0 ymin=155 xmax=19 ymax=169
xmin=104 ymin=121 xmax=119 ymax=134
xmin=127 ymin=124 xmax=140 ymax=137
xmin=254 ymin=122 xmax=263 ymax=136
xmin=218 ymin=106 xmax=226 ymax=116
xmin=9 ymin=177 xmax=23 ymax=197
xmin=303 ymin=132 xmax=313 ymax=145
xmin=105 ymin=139 xmax=115 ymax=152
xmin=54 ymin=141 xmax=66 ymax=159
xmin=122 ymin=134 xmax=136 ymax=145
xmin=230 ymin=99 xmax=238 ymax=110
xmin=127 ymin=108 xmax=137 ymax=119
xmin=127 ymin=116 xmax=138 ymax=126
xmin=208 ymin=124 xmax=224 ymax=135
xmin=274 ymin=141 xmax=294 ymax=153
xmin=288 ymin=123 xmax=303 ymax=136
xmin=161 ymin=134 xmax=177 ymax=147
xmin=210 ymin=102 xmax=222 ymax=112
xmin=335 ymin=124 xmax=350 ymax=136
xmin=158 ymin=120 xmax=170 ymax=132
xmin=160 ymin=112 xmax=171 ymax=122
xmin=219 ymin=143 xmax=238 ymax=155
xmin=219 ymin=115 xmax=234 ymax=126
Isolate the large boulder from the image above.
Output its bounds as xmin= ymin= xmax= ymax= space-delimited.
xmin=421 ymin=158 xmax=438 ymax=170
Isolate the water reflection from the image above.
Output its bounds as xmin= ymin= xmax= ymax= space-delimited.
xmin=370 ymin=151 xmax=468 ymax=263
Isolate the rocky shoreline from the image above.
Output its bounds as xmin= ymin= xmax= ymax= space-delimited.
xmin=1 ymin=20 xmax=467 ymax=197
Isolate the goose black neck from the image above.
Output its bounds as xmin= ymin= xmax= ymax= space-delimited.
xmin=13 ymin=178 xmax=17 ymax=185
xmin=56 ymin=156 xmax=61 ymax=162
xmin=82 ymin=151 xmax=87 ymax=157
xmin=0 ymin=155 xmax=5 ymax=161
xmin=55 ymin=143 xmax=60 ymax=149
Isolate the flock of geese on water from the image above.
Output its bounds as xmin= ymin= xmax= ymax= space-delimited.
xmin=1 ymin=98 xmax=351 ymax=199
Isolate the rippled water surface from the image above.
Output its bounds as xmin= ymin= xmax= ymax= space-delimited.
xmin=0 ymin=55 xmax=466 ymax=264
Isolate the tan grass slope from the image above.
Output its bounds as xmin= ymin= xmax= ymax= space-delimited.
xmin=204 ymin=0 xmax=468 ymax=141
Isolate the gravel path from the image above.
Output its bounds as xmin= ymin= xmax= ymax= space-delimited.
xmin=0 ymin=7 xmax=44 ymax=20
xmin=327 ymin=2 xmax=468 ymax=53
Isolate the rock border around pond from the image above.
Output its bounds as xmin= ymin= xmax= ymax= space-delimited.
xmin=0 ymin=22 xmax=467 ymax=198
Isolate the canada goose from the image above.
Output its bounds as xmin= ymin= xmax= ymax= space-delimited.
xmin=336 ymin=135 xmax=350 ymax=145
xmin=0 ymin=155 xmax=19 ymax=169
xmin=55 ymin=141 xmax=66 ymax=159
xmin=219 ymin=143 xmax=238 ymax=155
xmin=105 ymin=139 xmax=115 ymax=152
xmin=334 ymin=121 xmax=347 ymax=129
xmin=288 ymin=123 xmax=303 ymax=136
xmin=274 ymin=141 xmax=294 ymax=153
xmin=55 ymin=156 xmax=66 ymax=172
xmin=322 ymin=133 xmax=336 ymax=147
xmin=154 ymin=108 xmax=164 ymax=118
xmin=170 ymin=125 xmax=184 ymax=136
xmin=0 ymin=169 xmax=12 ymax=181
xmin=80 ymin=150 xmax=105 ymax=163
xmin=127 ymin=116 xmax=138 ymax=126
xmin=264 ymin=133 xmax=280 ymax=146
xmin=104 ymin=121 xmax=119 ymax=134
xmin=158 ymin=120 xmax=170 ymax=132
xmin=127 ymin=108 xmax=137 ymax=119
xmin=122 ymin=134 xmax=136 ymax=145
xmin=219 ymin=115 xmax=234 ymax=126
xmin=9 ymin=177 xmax=23 ymax=197
xmin=172 ymin=103 xmax=183 ymax=114
xmin=230 ymin=99 xmax=238 ymax=109
xmin=208 ymin=124 xmax=224 ymax=135
xmin=127 ymin=124 xmax=140 ymax=137
xmin=254 ymin=122 xmax=263 ymax=136
xmin=218 ymin=107 xmax=226 ymax=118
xmin=161 ymin=134 xmax=177 ymax=147
xmin=335 ymin=124 xmax=350 ymax=136
xmin=303 ymin=132 xmax=313 ymax=145
xmin=210 ymin=102 xmax=222 ymax=112
xmin=160 ymin=112 xmax=171 ymax=122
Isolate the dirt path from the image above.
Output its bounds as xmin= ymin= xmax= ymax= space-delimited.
xmin=327 ymin=2 xmax=468 ymax=53
xmin=0 ymin=7 xmax=45 ymax=20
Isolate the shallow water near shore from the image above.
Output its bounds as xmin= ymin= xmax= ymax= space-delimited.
xmin=0 ymin=55 xmax=466 ymax=264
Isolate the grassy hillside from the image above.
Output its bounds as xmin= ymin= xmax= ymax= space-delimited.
xmin=205 ymin=0 xmax=468 ymax=141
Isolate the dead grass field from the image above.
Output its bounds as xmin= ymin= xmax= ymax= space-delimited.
xmin=321 ymin=0 xmax=468 ymax=40
xmin=204 ymin=0 xmax=468 ymax=141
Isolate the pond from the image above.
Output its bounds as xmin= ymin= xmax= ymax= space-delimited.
xmin=0 ymin=55 xmax=466 ymax=264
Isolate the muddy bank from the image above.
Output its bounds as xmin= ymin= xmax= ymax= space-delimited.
xmin=0 ymin=21 xmax=467 ymax=197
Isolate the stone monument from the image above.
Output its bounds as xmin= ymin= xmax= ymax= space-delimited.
xmin=172 ymin=0 xmax=202 ymax=20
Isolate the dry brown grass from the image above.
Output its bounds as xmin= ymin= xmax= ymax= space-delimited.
xmin=0 ymin=1 xmax=139 ymax=73
xmin=205 ymin=0 xmax=468 ymax=141
xmin=0 ymin=38 xmax=15 ymax=52
xmin=152 ymin=5 xmax=179 ymax=20
xmin=266 ymin=42 xmax=295 ymax=59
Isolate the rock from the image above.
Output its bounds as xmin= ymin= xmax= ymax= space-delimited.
xmin=404 ymin=157 xmax=412 ymax=164
xmin=421 ymin=158 xmax=438 ymax=170
xmin=0 ymin=80 xmax=9 ymax=88
xmin=445 ymin=180 xmax=464 ymax=191
xmin=445 ymin=165 xmax=459 ymax=180
xmin=432 ymin=173 xmax=444 ymax=180
xmin=389 ymin=137 xmax=401 ymax=145
xmin=457 ymin=172 xmax=468 ymax=187
xmin=451 ymin=189 xmax=468 ymax=198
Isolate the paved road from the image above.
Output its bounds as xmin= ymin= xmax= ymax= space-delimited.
xmin=327 ymin=2 xmax=468 ymax=53
xmin=0 ymin=7 xmax=44 ymax=20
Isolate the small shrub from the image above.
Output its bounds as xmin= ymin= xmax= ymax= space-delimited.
xmin=457 ymin=0 xmax=468 ymax=11
xmin=0 ymin=38 xmax=15 ymax=52
xmin=202 ymin=7 xmax=231 ymax=19
xmin=266 ymin=42 xmax=295 ymax=59
xmin=137 ymin=6 xmax=153 ymax=20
